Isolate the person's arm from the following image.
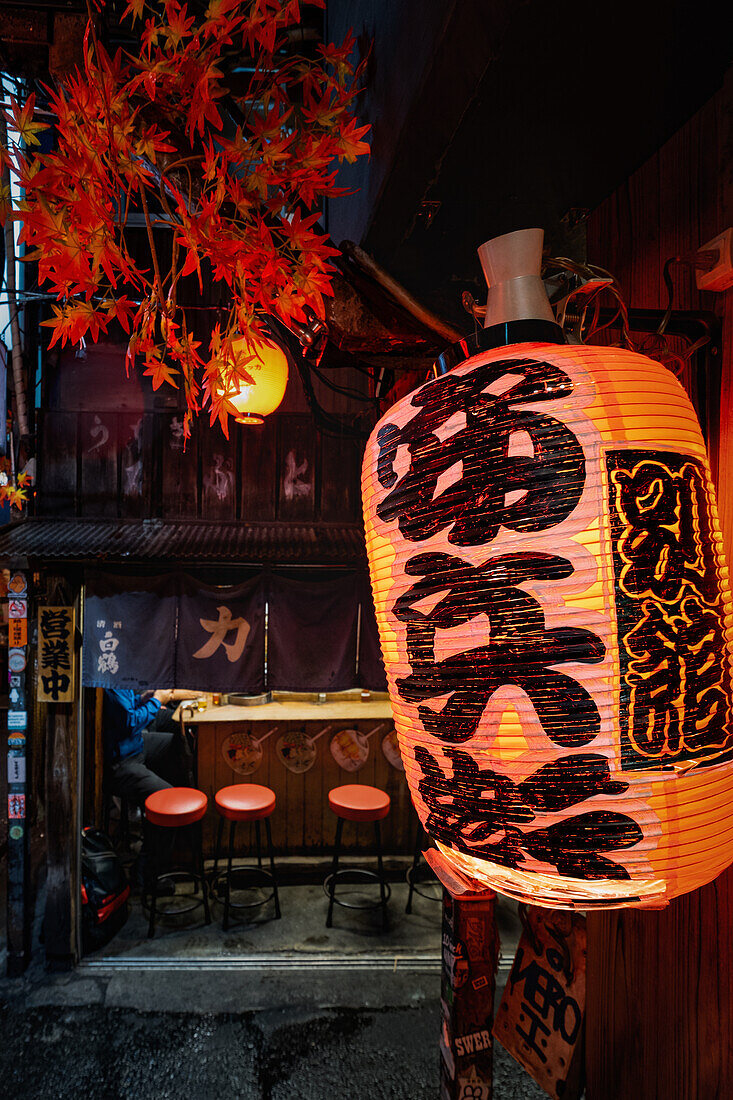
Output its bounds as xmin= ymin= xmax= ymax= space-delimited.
xmin=107 ymin=690 xmax=162 ymax=736
xmin=166 ymin=688 xmax=202 ymax=703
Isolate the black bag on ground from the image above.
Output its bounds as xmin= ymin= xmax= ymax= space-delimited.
xmin=81 ymin=826 xmax=130 ymax=952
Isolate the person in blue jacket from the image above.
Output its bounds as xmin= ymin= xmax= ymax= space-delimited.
xmin=103 ymin=688 xmax=197 ymax=804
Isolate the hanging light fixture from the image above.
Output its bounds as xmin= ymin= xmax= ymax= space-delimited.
xmin=362 ymin=227 xmax=733 ymax=910
xmin=227 ymin=335 xmax=289 ymax=425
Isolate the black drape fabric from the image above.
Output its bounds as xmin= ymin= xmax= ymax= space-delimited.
xmin=83 ymin=574 xmax=177 ymax=690
xmin=267 ymin=571 xmax=359 ymax=691
xmin=175 ymin=574 xmax=265 ymax=693
xmin=83 ymin=569 xmax=371 ymax=693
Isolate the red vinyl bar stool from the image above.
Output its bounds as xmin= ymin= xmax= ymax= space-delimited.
xmin=325 ymin=784 xmax=391 ymax=931
xmin=212 ymin=784 xmax=281 ymax=930
xmin=143 ymin=787 xmax=211 ymax=938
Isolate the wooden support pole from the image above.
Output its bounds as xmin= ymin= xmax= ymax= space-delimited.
xmin=5 ymin=564 xmax=30 ymax=976
xmin=44 ymin=699 xmax=80 ymax=969
xmin=585 ymin=877 xmax=733 ymax=1099
xmin=42 ymin=575 xmax=81 ymax=970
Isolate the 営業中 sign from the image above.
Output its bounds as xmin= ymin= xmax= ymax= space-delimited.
xmin=37 ymin=606 xmax=76 ymax=703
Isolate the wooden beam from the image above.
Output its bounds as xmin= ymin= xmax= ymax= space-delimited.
xmin=43 ymin=576 xmax=81 ymax=970
xmin=44 ymin=700 xmax=79 ymax=969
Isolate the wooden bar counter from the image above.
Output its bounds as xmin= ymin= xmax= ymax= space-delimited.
xmin=180 ymin=697 xmax=413 ymax=856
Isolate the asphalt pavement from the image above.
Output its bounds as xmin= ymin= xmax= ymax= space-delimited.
xmin=0 ymin=996 xmax=546 ymax=1099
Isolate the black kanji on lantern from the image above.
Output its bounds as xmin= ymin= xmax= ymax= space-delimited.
xmin=375 ymin=358 xmax=585 ymax=546
xmin=416 ymin=745 xmax=641 ymax=880
xmin=608 ymin=450 xmax=733 ymax=768
xmin=393 ymin=550 xmax=605 ymax=746
xmin=372 ymin=356 xmax=644 ymax=881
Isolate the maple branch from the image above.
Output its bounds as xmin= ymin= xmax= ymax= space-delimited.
xmin=137 ymin=180 xmax=165 ymax=307
xmin=0 ymin=0 xmax=369 ymax=435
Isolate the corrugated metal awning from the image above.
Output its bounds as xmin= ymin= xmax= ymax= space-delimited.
xmin=0 ymin=518 xmax=366 ymax=566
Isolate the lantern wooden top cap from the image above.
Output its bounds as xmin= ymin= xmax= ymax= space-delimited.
xmin=477 ymin=227 xmax=556 ymax=327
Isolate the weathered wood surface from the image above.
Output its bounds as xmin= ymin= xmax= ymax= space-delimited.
xmin=39 ymin=395 xmax=365 ymax=525
xmin=584 ymin=72 xmax=733 ymax=1100
xmin=44 ymin=700 xmax=79 ymax=968
xmin=192 ymin=711 xmax=410 ymax=857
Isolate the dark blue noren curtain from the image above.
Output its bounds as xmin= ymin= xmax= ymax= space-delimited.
xmin=358 ymin=577 xmax=388 ymax=691
xmin=83 ymin=574 xmax=177 ymax=690
xmin=267 ymin=571 xmax=359 ymax=691
xmin=175 ymin=574 xmax=265 ymax=693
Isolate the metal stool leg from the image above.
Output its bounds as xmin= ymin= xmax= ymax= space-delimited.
xmin=406 ymin=822 xmax=423 ymax=914
xmin=255 ymin=819 xmax=263 ymax=870
xmin=326 ymin=816 xmax=344 ymax=928
xmin=213 ymin=815 xmax=224 ymax=883
xmin=223 ymin=820 xmax=236 ymax=932
xmin=196 ymin=820 xmax=211 ymax=926
xmin=265 ymin=816 xmax=281 ymax=919
xmin=147 ymin=826 xmax=162 ymax=939
xmin=375 ymin=820 xmax=388 ymax=932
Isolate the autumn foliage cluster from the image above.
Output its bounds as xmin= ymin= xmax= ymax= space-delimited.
xmin=0 ymin=0 xmax=369 ymax=439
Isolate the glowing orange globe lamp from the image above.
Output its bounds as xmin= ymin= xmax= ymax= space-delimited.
xmin=362 ymin=228 xmax=733 ymax=910
xmin=228 ymin=335 xmax=289 ymax=425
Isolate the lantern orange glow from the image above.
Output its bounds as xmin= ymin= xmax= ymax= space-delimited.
xmin=362 ymin=229 xmax=733 ymax=910
xmin=227 ymin=336 xmax=289 ymax=424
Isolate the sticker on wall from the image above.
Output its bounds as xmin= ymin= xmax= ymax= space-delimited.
xmin=221 ymin=726 xmax=277 ymax=776
xmin=8 ymin=793 xmax=25 ymax=819
xmin=9 ymin=825 xmax=23 ymax=841
xmin=8 ymin=735 xmax=26 ymax=749
xmin=9 ymin=619 xmax=27 ymax=647
xmin=381 ymin=727 xmax=404 ymax=772
xmin=7 ymin=710 xmax=27 ymax=732
xmin=8 ymin=648 xmax=26 ymax=673
xmin=7 ymin=755 xmax=26 ymax=784
xmin=330 ymin=724 xmax=388 ymax=773
xmin=8 ymin=572 xmax=27 ymax=597
xmin=276 ymin=725 xmax=332 ymax=774
xmin=8 ymin=683 xmax=25 ymax=709
xmin=8 ymin=598 xmax=27 ymax=619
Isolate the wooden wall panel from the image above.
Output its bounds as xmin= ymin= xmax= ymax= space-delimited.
xmin=38 ymin=411 xmax=78 ymax=515
xmin=241 ymin=419 xmax=277 ymax=521
xmin=80 ymin=412 xmax=118 ymax=517
xmin=319 ymin=430 xmax=358 ymax=521
xmin=199 ymin=423 xmax=237 ymax=521
xmin=277 ymin=414 xmax=316 ymax=521
xmin=119 ymin=413 xmax=150 ymax=518
xmin=194 ymin=717 xmax=409 ymax=858
xmin=159 ymin=411 xmax=198 ymax=518
xmin=584 ymin=73 xmax=733 ymax=1100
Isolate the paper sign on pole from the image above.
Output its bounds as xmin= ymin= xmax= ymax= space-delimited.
xmin=37 ymin=606 xmax=76 ymax=703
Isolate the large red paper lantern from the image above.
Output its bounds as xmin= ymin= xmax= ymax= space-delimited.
xmin=362 ymin=229 xmax=733 ymax=909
